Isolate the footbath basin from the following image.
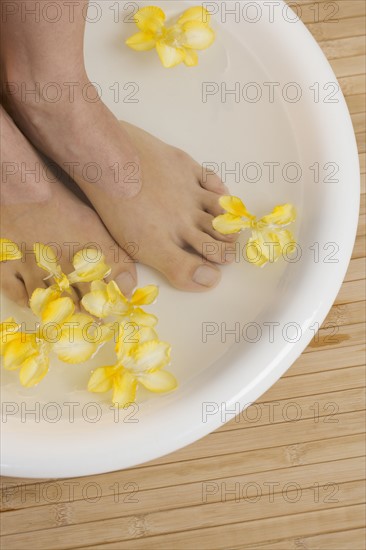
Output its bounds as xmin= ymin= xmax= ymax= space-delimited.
xmin=0 ymin=1 xmax=359 ymax=478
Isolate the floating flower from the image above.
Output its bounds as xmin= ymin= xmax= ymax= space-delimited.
xmin=82 ymin=281 xmax=158 ymax=327
xmin=213 ymin=196 xmax=297 ymax=267
xmin=34 ymin=243 xmax=70 ymax=292
xmin=1 ymin=288 xmax=75 ymax=387
xmin=88 ymin=326 xmax=176 ymax=407
xmin=1 ymin=241 xmax=176 ymax=402
xmin=52 ymin=313 xmax=113 ymax=364
xmin=30 ymin=287 xmax=74 ymax=331
xmin=34 ymin=243 xmax=111 ymax=292
xmin=67 ymin=249 xmax=112 ymax=284
xmin=125 ymin=6 xmax=215 ymax=68
xmin=0 ymin=239 xmax=22 ymax=262
xmin=1 ymin=331 xmax=45 ymax=387
xmin=0 ymin=318 xmax=21 ymax=354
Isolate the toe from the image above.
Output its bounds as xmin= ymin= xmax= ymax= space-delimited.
xmin=186 ymin=230 xmax=237 ymax=265
xmin=145 ymin=243 xmax=221 ymax=292
xmin=22 ymin=268 xmax=48 ymax=300
xmin=197 ymin=212 xmax=238 ymax=243
xmin=1 ymin=269 xmax=29 ymax=307
xmin=198 ymin=165 xmax=229 ymax=195
xmin=201 ymin=190 xmax=226 ymax=217
xmin=105 ymin=245 xmax=138 ymax=296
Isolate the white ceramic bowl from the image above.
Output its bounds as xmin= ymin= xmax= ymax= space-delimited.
xmin=1 ymin=1 xmax=359 ymax=478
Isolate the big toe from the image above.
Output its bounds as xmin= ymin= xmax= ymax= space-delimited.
xmin=145 ymin=243 xmax=221 ymax=292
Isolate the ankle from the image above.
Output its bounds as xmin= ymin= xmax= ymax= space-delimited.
xmin=2 ymin=66 xmax=92 ymax=128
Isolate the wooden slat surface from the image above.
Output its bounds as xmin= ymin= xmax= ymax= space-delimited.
xmin=1 ymin=1 xmax=365 ymax=549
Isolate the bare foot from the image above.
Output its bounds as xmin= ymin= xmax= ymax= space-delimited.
xmin=4 ymin=80 xmax=236 ymax=291
xmin=74 ymin=121 xmax=238 ymax=291
xmin=0 ymin=108 xmax=137 ymax=306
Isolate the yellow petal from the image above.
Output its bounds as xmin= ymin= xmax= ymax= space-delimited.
xmin=130 ymin=307 xmax=158 ymax=327
xmin=88 ymin=366 xmax=116 ymax=393
xmin=133 ymin=6 xmax=165 ymax=33
xmin=278 ymin=230 xmax=297 ymax=254
xmin=182 ymin=21 xmax=215 ymax=50
xmin=67 ymin=313 xmax=96 ymax=328
xmin=0 ymin=239 xmax=22 ymax=262
xmin=213 ymin=213 xmax=249 ymax=235
xmin=274 ymin=230 xmax=297 ymax=255
xmin=81 ymin=290 xmax=108 ymax=318
xmin=183 ymin=48 xmax=199 ymax=67
xmin=130 ymin=285 xmax=158 ymax=306
xmin=73 ymin=247 xmax=101 ymax=267
xmin=65 ymin=314 xmax=107 ymax=344
xmin=107 ymin=299 xmax=130 ymax=317
xmin=219 ymin=196 xmax=254 ymax=218
xmin=156 ymin=41 xmax=185 ymax=68
xmin=126 ymin=31 xmax=156 ymax=51
xmin=53 ymin=329 xmax=98 ymax=364
xmin=107 ymin=281 xmax=129 ymax=310
xmin=246 ymin=237 xmax=269 ymax=267
xmin=138 ymin=369 xmax=177 ymax=393
xmin=133 ymin=326 xmax=159 ymax=345
xmin=99 ymin=324 xmax=116 ymax=345
xmin=0 ymin=318 xmax=20 ymax=354
xmin=82 ymin=282 xmax=130 ymax=318
xmin=19 ymin=351 xmax=49 ymax=387
xmin=116 ymin=324 xmax=158 ymax=356
xmin=30 ymin=286 xmax=61 ymax=318
xmin=178 ymin=6 xmax=211 ymax=26
xmin=259 ymin=204 xmax=296 ymax=227
xmin=33 ymin=243 xmax=59 ymax=276
xmin=55 ymin=273 xmax=70 ymax=292
xmin=41 ymin=297 xmax=74 ymax=327
xmin=256 ymin=228 xmax=296 ymax=264
xmin=91 ymin=280 xmax=108 ymax=292
xmin=3 ymin=336 xmax=37 ymax=371
xmin=112 ymin=371 xmax=137 ymax=407
xmin=128 ymin=340 xmax=171 ymax=373
xmin=246 ymin=228 xmax=286 ymax=267
xmin=68 ymin=249 xmax=111 ymax=283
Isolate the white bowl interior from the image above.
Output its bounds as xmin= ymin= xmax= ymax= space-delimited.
xmin=1 ymin=1 xmax=359 ymax=477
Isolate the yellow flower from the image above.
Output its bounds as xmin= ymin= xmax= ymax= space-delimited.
xmin=125 ymin=6 xmax=215 ymax=68
xmin=34 ymin=244 xmax=111 ymax=292
xmin=30 ymin=287 xmax=74 ymax=331
xmin=0 ymin=318 xmax=21 ymax=355
xmin=30 ymin=288 xmax=112 ymax=364
xmin=67 ymin=249 xmax=111 ymax=284
xmin=34 ymin=243 xmax=70 ymax=291
xmin=0 ymin=239 xmax=22 ymax=262
xmin=53 ymin=313 xmax=113 ymax=364
xmin=1 ymin=288 xmax=76 ymax=387
xmin=81 ymin=281 xmax=158 ymax=327
xmin=213 ymin=196 xmax=297 ymax=267
xmin=88 ymin=326 xmax=177 ymax=407
xmin=1 ymin=285 xmax=115 ymax=386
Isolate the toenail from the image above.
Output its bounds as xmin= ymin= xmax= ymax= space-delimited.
xmin=193 ymin=266 xmax=220 ymax=287
xmin=115 ymin=272 xmax=136 ymax=295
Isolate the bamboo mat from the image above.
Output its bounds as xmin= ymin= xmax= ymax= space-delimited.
xmin=1 ymin=1 xmax=365 ymax=548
